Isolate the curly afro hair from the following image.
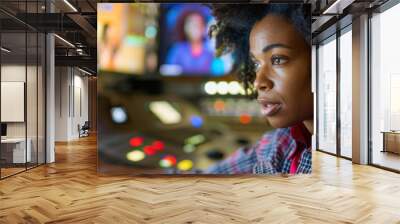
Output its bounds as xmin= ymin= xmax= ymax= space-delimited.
xmin=207 ymin=4 xmax=311 ymax=97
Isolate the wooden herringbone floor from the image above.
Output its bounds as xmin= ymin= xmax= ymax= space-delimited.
xmin=1 ymin=135 xmax=400 ymax=224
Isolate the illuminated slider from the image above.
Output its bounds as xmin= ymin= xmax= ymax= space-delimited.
xmin=149 ymin=101 xmax=182 ymax=124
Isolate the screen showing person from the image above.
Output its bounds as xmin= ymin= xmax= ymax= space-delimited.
xmin=159 ymin=4 xmax=233 ymax=77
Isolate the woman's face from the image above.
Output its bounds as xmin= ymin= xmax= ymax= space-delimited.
xmin=249 ymin=14 xmax=313 ymax=128
xmin=184 ymin=13 xmax=205 ymax=42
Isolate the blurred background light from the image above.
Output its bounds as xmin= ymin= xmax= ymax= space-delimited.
xmin=164 ymin=155 xmax=176 ymax=165
xmin=149 ymin=101 xmax=182 ymax=124
xmin=204 ymin=81 xmax=217 ymax=95
xmin=145 ymin=25 xmax=157 ymax=39
xmin=111 ymin=106 xmax=128 ymax=124
xmin=125 ymin=35 xmax=147 ymax=46
xmin=159 ymin=64 xmax=182 ymax=76
xmin=129 ymin=137 xmax=144 ymax=147
xmin=144 ymin=145 xmax=157 ymax=155
xmin=204 ymin=81 xmax=244 ymax=95
xmin=228 ymin=81 xmax=241 ymax=95
xmin=239 ymin=114 xmax=252 ymax=125
xmin=177 ymin=160 xmax=193 ymax=171
xmin=183 ymin=144 xmax=196 ymax=153
xmin=185 ymin=134 xmax=205 ymax=145
xmin=152 ymin=140 xmax=165 ymax=151
xmin=213 ymin=99 xmax=225 ymax=112
xmin=217 ymin=81 xmax=228 ymax=95
xmin=159 ymin=159 xmax=172 ymax=168
xmin=190 ymin=115 xmax=203 ymax=128
xmin=126 ymin=150 xmax=145 ymax=162
xmin=160 ymin=155 xmax=177 ymax=168
xmin=239 ymin=86 xmax=246 ymax=95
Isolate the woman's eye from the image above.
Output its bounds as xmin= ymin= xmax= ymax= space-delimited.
xmin=271 ymin=55 xmax=288 ymax=65
xmin=253 ymin=61 xmax=261 ymax=72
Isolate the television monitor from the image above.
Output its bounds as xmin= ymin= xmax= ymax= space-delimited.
xmin=97 ymin=3 xmax=159 ymax=75
xmin=158 ymin=3 xmax=233 ymax=77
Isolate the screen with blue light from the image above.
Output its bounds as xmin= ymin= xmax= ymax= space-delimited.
xmin=158 ymin=4 xmax=234 ymax=77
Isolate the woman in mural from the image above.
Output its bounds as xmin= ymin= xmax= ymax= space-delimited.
xmin=205 ymin=4 xmax=313 ymax=174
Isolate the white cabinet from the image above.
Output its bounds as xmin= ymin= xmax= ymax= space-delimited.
xmin=1 ymin=138 xmax=32 ymax=163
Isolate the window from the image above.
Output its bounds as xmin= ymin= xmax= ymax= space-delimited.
xmin=339 ymin=28 xmax=352 ymax=158
xmin=370 ymin=2 xmax=400 ymax=171
xmin=317 ymin=36 xmax=337 ymax=154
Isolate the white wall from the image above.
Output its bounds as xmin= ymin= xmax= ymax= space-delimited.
xmin=55 ymin=67 xmax=69 ymax=141
xmin=55 ymin=67 xmax=89 ymax=141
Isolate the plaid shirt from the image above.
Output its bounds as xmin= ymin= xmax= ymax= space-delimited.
xmin=205 ymin=123 xmax=312 ymax=175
